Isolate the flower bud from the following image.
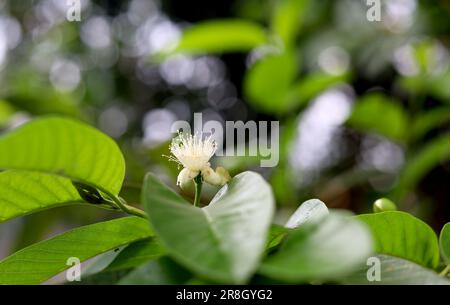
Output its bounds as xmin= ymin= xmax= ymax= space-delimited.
xmin=201 ymin=166 xmax=231 ymax=186
xmin=177 ymin=168 xmax=199 ymax=189
xmin=373 ymin=198 xmax=397 ymax=213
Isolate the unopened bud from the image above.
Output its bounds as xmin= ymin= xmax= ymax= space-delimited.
xmin=202 ymin=166 xmax=231 ymax=186
xmin=177 ymin=168 xmax=199 ymax=189
xmin=373 ymin=198 xmax=397 ymax=213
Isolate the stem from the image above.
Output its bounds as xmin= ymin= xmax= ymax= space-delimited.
xmin=193 ymin=175 xmax=203 ymax=207
xmin=113 ymin=196 xmax=148 ymax=219
xmin=439 ymin=265 xmax=450 ymax=277
xmin=97 ymin=185 xmax=148 ymax=219
xmin=73 ymin=180 xmax=148 ymax=219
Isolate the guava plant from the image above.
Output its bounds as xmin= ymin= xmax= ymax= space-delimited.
xmin=0 ymin=116 xmax=448 ymax=285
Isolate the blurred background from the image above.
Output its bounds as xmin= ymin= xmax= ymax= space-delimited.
xmin=1 ymin=0 xmax=450 ymax=259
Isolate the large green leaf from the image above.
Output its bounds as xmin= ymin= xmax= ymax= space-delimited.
xmin=0 ymin=217 xmax=152 ymax=284
xmin=172 ymin=19 xmax=268 ymax=54
xmin=0 ymin=116 xmax=125 ymax=195
xmin=347 ymin=93 xmax=408 ymax=142
xmin=343 ymin=254 xmax=450 ymax=285
xmin=356 ymin=211 xmax=440 ymax=268
xmin=440 ymin=223 xmax=450 ymax=264
xmin=143 ymin=171 xmax=274 ymax=284
xmin=260 ymin=212 xmax=373 ymax=283
xmin=0 ymin=171 xmax=83 ymax=223
xmin=244 ymin=51 xmax=298 ymax=115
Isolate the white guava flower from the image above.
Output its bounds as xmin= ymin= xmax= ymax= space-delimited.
xmin=168 ymin=132 xmax=230 ymax=188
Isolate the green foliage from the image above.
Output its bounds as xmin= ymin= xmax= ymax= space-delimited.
xmin=0 ymin=171 xmax=82 ymax=222
xmin=356 ymin=211 xmax=440 ymax=268
xmin=119 ymin=257 xmax=192 ymax=285
xmin=0 ymin=100 xmax=15 ymax=126
xmin=266 ymin=224 xmax=289 ymax=252
xmin=397 ymin=134 xmax=450 ymax=197
xmin=0 ymin=117 xmax=447 ymax=285
xmin=6 ymin=70 xmax=81 ymax=117
xmin=411 ymin=106 xmax=450 ymax=141
xmin=171 ymin=19 xmax=268 ymax=55
xmin=0 ymin=217 xmax=153 ymax=284
xmin=105 ymin=238 xmax=165 ymax=272
xmin=347 ymin=93 xmax=408 ymax=142
xmin=1 ymin=0 xmax=450 ymax=286
xmin=260 ymin=212 xmax=373 ymax=283
xmin=244 ymin=51 xmax=298 ymax=115
xmin=245 ymin=60 xmax=348 ymax=115
xmin=271 ymin=0 xmax=309 ymax=47
xmin=0 ymin=116 xmax=125 ymax=195
xmin=440 ymin=223 xmax=450 ymax=265
xmin=143 ymin=172 xmax=274 ymax=284
xmin=284 ymin=72 xmax=349 ymax=110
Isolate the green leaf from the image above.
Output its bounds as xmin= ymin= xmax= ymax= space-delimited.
xmin=284 ymin=72 xmax=349 ymax=110
xmin=266 ymin=224 xmax=289 ymax=252
xmin=82 ymin=247 xmax=126 ymax=277
xmin=343 ymin=254 xmax=450 ymax=285
xmin=143 ymin=171 xmax=275 ymax=284
xmin=397 ymin=133 xmax=450 ymax=197
xmin=260 ymin=212 xmax=373 ymax=283
xmin=0 ymin=171 xmax=83 ymax=223
xmin=172 ymin=19 xmax=268 ymax=55
xmin=400 ymin=70 xmax=450 ymax=102
xmin=429 ymin=69 xmax=450 ymax=101
xmin=271 ymin=0 xmax=309 ymax=47
xmin=0 ymin=217 xmax=152 ymax=284
xmin=244 ymin=51 xmax=298 ymax=115
xmin=105 ymin=238 xmax=165 ymax=271
xmin=285 ymin=199 xmax=329 ymax=228
xmin=411 ymin=106 xmax=450 ymax=141
xmin=119 ymin=257 xmax=191 ymax=285
xmin=356 ymin=211 xmax=440 ymax=268
xmin=266 ymin=200 xmax=329 ymax=252
xmin=0 ymin=116 xmax=125 ymax=195
xmin=0 ymin=100 xmax=15 ymax=126
xmin=347 ymin=93 xmax=408 ymax=142
xmin=440 ymin=223 xmax=450 ymax=264
xmin=7 ymin=70 xmax=81 ymax=117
